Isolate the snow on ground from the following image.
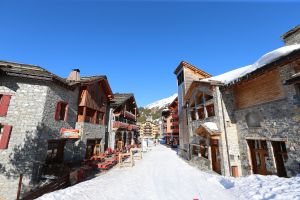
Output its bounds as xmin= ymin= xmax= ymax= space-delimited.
xmin=38 ymin=145 xmax=300 ymax=200
xmin=203 ymin=44 xmax=300 ymax=84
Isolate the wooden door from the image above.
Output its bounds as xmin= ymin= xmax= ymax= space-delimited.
xmin=248 ymin=140 xmax=268 ymax=175
xmin=272 ymin=141 xmax=288 ymax=177
xmin=211 ymin=139 xmax=221 ymax=174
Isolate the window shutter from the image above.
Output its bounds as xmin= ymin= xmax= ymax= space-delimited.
xmin=0 ymin=125 xmax=12 ymax=149
xmin=0 ymin=95 xmax=11 ymax=117
xmin=64 ymin=104 xmax=69 ymax=121
xmin=54 ymin=102 xmax=61 ymax=121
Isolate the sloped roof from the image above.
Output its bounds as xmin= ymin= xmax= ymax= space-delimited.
xmin=281 ymin=24 xmax=300 ymax=40
xmin=202 ymin=44 xmax=300 ymax=86
xmin=0 ymin=60 xmax=76 ymax=89
xmin=111 ymin=93 xmax=133 ymax=108
xmin=173 ymin=61 xmax=212 ymax=78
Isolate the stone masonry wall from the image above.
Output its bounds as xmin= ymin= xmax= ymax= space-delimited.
xmin=75 ymin=122 xmax=106 ymax=158
xmin=0 ymin=77 xmax=48 ymax=200
xmin=231 ymin=64 xmax=300 ymax=177
xmin=283 ymin=28 xmax=300 ymax=45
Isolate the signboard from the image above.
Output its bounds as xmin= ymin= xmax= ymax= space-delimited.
xmin=60 ymin=128 xmax=80 ymax=139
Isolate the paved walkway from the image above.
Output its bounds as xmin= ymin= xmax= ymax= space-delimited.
xmin=39 ymin=145 xmax=235 ymax=200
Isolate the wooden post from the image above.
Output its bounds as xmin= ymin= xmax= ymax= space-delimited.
xmin=16 ymin=174 xmax=23 ymax=200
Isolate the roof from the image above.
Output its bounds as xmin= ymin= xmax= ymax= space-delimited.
xmin=184 ymin=81 xmax=212 ymax=101
xmin=111 ymin=93 xmax=138 ymax=114
xmin=202 ymin=44 xmax=300 ymax=86
xmin=0 ymin=60 xmax=77 ymax=89
xmin=0 ymin=60 xmax=113 ymax=94
xmin=173 ymin=61 xmax=212 ymax=78
xmin=168 ymin=96 xmax=178 ymax=109
xmin=281 ymin=24 xmax=300 ymax=40
xmin=111 ymin=93 xmax=133 ymax=108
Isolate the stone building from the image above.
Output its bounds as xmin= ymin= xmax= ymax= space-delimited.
xmin=108 ymin=93 xmax=139 ymax=150
xmin=0 ymin=62 xmax=114 ymax=199
xmin=173 ymin=62 xmax=212 ymax=158
xmin=174 ymin=25 xmax=300 ymax=177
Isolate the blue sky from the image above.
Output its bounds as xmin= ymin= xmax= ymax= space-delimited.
xmin=1 ymin=1 xmax=300 ymax=106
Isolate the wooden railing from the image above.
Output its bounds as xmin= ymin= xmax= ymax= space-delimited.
xmin=21 ymin=175 xmax=70 ymax=200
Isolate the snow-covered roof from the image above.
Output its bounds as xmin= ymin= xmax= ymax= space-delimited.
xmin=203 ymin=122 xmax=219 ymax=132
xmin=203 ymin=44 xmax=300 ymax=85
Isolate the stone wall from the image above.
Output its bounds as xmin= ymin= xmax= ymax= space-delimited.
xmin=75 ymin=122 xmax=106 ymax=156
xmin=230 ymin=64 xmax=300 ymax=177
xmin=0 ymin=77 xmax=48 ymax=200
xmin=0 ymin=77 xmax=80 ymax=200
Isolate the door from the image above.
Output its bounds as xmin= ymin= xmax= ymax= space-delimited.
xmin=46 ymin=140 xmax=66 ymax=164
xmin=248 ymin=140 xmax=268 ymax=175
xmin=272 ymin=141 xmax=288 ymax=177
xmin=211 ymin=139 xmax=221 ymax=174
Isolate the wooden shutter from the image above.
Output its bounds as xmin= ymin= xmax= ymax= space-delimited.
xmin=54 ymin=102 xmax=61 ymax=121
xmin=0 ymin=125 xmax=12 ymax=149
xmin=64 ymin=104 xmax=69 ymax=121
xmin=0 ymin=95 xmax=11 ymax=117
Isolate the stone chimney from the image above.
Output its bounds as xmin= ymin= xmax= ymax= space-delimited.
xmin=281 ymin=24 xmax=300 ymax=46
xmin=67 ymin=69 xmax=81 ymax=81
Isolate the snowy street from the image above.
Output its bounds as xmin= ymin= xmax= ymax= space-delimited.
xmin=38 ymin=145 xmax=300 ymax=200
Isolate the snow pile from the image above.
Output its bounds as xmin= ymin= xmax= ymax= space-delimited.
xmin=210 ymin=174 xmax=300 ymax=200
xmin=203 ymin=122 xmax=218 ymax=131
xmin=204 ymin=44 xmax=300 ymax=84
xmin=144 ymin=93 xmax=177 ymax=109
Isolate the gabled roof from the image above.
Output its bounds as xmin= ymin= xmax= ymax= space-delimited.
xmin=111 ymin=93 xmax=139 ymax=114
xmin=75 ymin=75 xmax=114 ymax=98
xmin=0 ymin=60 xmax=77 ymax=90
xmin=173 ymin=61 xmax=212 ymax=78
xmin=184 ymin=80 xmax=212 ymax=101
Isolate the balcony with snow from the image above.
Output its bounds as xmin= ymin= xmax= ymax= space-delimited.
xmin=184 ymin=82 xmax=218 ymax=135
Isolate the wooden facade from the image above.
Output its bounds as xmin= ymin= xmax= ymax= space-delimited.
xmin=234 ymin=69 xmax=285 ymax=109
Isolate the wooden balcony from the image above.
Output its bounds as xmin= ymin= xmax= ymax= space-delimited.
xmin=123 ymin=111 xmax=136 ymax=120
xmin=113 ymin=121 xmax=129 ymax=129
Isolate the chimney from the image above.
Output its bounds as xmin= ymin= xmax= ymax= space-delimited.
xmin=67 ymin=69 xmax=81 ymax=81
xmin=281 ymin=24 xmax=300 ymax=46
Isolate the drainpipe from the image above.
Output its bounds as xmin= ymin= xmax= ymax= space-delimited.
xmin=220 ymin=89 xmax=232 ymax=176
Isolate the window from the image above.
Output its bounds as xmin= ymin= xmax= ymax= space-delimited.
xmin=46 ymin=140 xmax=65 ymax=164
xmin=246 ymin=112 xmax=262 ymax=128
xmin=177 ymin=71 xmax=184 ymax=86
xmin=0 ymin=94 xmax=11 ymax=117
xmin=55 ymin=102 xmax=68 ymax=121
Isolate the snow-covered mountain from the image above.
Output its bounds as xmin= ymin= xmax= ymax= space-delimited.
xmin=144 ymin=93 xmax=177 ymax=109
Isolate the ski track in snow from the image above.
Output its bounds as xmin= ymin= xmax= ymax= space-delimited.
xmin=38 ymin=145 xmax=234 ymax=200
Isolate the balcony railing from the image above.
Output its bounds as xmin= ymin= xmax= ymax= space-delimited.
xmin=123 ymin=111 xmax=136 ymax=120
xmin=113 ymin=121 xmax=129 ymax=129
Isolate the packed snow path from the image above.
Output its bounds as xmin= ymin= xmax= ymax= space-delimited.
xmin=39 ymin=145 xmax=234 ymax=200
xmin=39 ymin=145 xmax=300 ymax=200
